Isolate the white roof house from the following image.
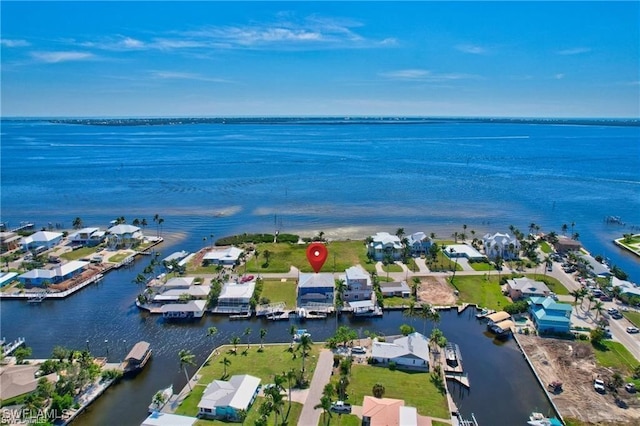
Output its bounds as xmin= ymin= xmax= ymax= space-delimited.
xmin=108 ymin=224 xmax=141 ymax=235
xmin=339 ymin=266 xmax=372 ymax=302
xmin=198 ymin=374 xmax=261 ymax=418
xmin=161 ymin=277 xmax=196 ymax=289
xmin=297 ymin=273 xmax=335 ymax=307
xmin=368 ymin=232 xmax=403 ymax=261
xmin=21 ymin=231 xmax=63 ymax=250
xmin=379 ymin=281 xmax=411 ymax=298
xmin=371 ymin=332 xmax=429 ymax=369
xmin=443 ymin=244 xmax=485 ymax=260
xmin=107 ymin=224 xmax=143 ymax=249
xmin=203 ymin=246 xmax=244 ymax=265
xmin=18 ymin=260 xmax=89 ymax=285
xmin=216 ymin=281 xmax=256 ymax=313
xmin=407 ymin=232 xmax=431 ymax=255
xmin=153 ymin=286 xmax=210 ymax=302
xmin=141 ymin=412 xmax=196 ymax=426
xmin=161 ymin=300 xmax=207 ymax=318
xmin=483 ymin=232 xmax=520 ymax=260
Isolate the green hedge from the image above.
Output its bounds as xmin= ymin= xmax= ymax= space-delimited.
xmin=216 ymin=233 xmax=299 ymax=246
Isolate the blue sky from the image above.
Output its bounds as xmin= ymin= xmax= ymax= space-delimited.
xmin=1 ymin=1 xmax=638 ymax=118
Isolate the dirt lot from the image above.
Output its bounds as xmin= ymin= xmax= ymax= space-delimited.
xmin=518 ymin=335 xmax=640 ymax=425
xmin=416 ymin=276 xmax=457 ymax=306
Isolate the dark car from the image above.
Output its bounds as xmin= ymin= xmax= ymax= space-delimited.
xmin=599 ymin=295 xmax=612 ymax=302
xmin=611 ymin=312 xmax=623 ymax=320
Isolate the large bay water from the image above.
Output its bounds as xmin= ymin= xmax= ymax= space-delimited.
xmin=1 ymin=118 xmax=639 ymax=425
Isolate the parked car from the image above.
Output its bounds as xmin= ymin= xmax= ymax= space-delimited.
xmin=331 ymin=401 xmax=352 ymax=414
xmin=611 ymin=312 xmax=623 ymax=320
xmin=625 ymin=383 xmax=636 ymax=393
xmin=599 ymin=295 xmax=613 ymax=302
xmin=594 ymin=378 xmax=606 ymax=393
xmin=607 ymin=308 xmax=619 ymax=315
xmin=351 ymin=346 xmax=366 ymax=354
xmin=626 ymin=326 xmax=639 ymax=334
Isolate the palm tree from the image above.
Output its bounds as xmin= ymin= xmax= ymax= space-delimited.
xmin=221 ymin=356 xmax=231 ymax=377
xmin=561 ymin=224 xmax=568 ymax=235
xmin=314 ymin=395 xmax=333 ymax=426
xmin=372 ymin=382 xmax=385 ymax=398
xmin=141 ymin=218 xmax=148 ymax=230
xmin=591 ymin=301 xmax=605 ymax=320
xmin=243 ymin=327 xmax=252 ymax=349
xmin=396 ymin=228 xmax=405 ymax=239
xmin=334 ymin=279 xmax=346 ymax=330
xmin=72 ymin=217 xmax=83 ymax=229
xmin=178 ymin=349 xmax=196 ymax=391
xmin=259 ymin=328 xmax=268 ymax=350
xmin=420 ymin=303 xmax=433 ymax=335
xmin=296 ymin=334 xmax=313 ymax=373
xmin=284 ymin=368 xmax=296 ymax=416
xmin=207 ymin=326 xmax=218 ymax=344
xmin=152 ymin=390 xmax=166 ymax=411
xmin=403 ymin=300 xmax=416 ymax=325
xmin=263 ymin=249 xmax=271 ymax=266
xmin=230 ymin=336 xmax=240 ymax=353
xmin=569 ymin=289 xmax=582 ymax=306
xmin=411 ymin=277 xmax=421 ymax=300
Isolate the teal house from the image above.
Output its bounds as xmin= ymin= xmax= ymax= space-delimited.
xmin=198 ymin=374 xmax=260 ymax=421
xmin=528 ymin=296 xmax=573 ymax=334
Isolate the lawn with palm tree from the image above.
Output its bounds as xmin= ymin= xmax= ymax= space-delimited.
xmin=450 ymin=275 xmax=510 ymax=311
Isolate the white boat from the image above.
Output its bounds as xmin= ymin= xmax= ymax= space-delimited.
xmin=528 ymin=412 xmax=562 ymax=426
xmin=27 ymin=293 xmax=46 ymax=303
xmin=148 ymin=384 xmax=173 ymax=413
xmin=293 ymin=329 xmax=311 ymax=341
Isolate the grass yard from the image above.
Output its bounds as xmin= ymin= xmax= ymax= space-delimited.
xmin=381 ymin=263 xmax=403 ymax=273
xmin=469 ymin=261 xmax=495 ymax=271
xmin=593 ymin=340 xmax=639 ymax=374
xmin=425 ymin=252 xmax=463 ymax=272
xmin=262 ymin=279 xmax=297 ymax=309
xmin=107 ymin=251 xmax=133 ymax=263
xmin=325 ymin=413 xmax=361 ymax=425
xmin=176 ymin=344 xmax=322 ymax=422
xmin=524 ymin=274 xmax=570 ymax=295
xmin=59 ymin=247 xmax=97 ymax=261
xmin=190 ymin=397 xmax=304 ymax=425
xmin=382 ymin=296 xmax=412 ymax=308
xmin=244 ymin=240 xmax=369 ymax=273
xmin=337 ymin=364 xmax=449 ymax=419
xmin=539 ymin=241 xmax=553 ymax=254
xmin=450 ymin=275 xmax=509 ymax=311
xmin=623 ymin=310 xmax=640 ymax=327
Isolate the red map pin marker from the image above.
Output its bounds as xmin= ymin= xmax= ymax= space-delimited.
xmin=306 ymin=242 xmax=328 ymax=273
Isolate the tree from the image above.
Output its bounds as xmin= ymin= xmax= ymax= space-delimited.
xmin=296 ymin=334 xmax=313 ymax=373
xmin=372 ymin=382 xmax=385 ymax=398
xmin=152 ymin=390 xmax=166 ymax=411
xmin=399 ymin=323 xmax=415 ymax=336
xmin=396 ymin=228 xmax=405 ymax=239
xmin=231 ymin=336 xmax=240 ymax=353
xmin=263 ymin=249 xmax=271 ymax=266
xmin=14 ymin=346 xmax=32 ymax=364
xmin=178 ymin=349 xmax=196 ymax=391
xmin=561 ymin=224 xmax=568 ymax=235
xmin=610 ymin=372 xmax=624 ymax=392
xmin=411 ymin=277 xmax=420 ymax=300
xmin=243 ymin=327 xmax=252 ymax=349
xmin=259 ymin=328 xmax=268 ymax=350
xmin=72 ymin=217 xmax=83 ymax=229
xmin=221 ymin=356 xmax=231 ymax=377
xmin=591 ymin=301 xmax=605 ymax=320
xmin=403 ymin=300 xmax=416 ymax=325
xmin=314 ymin=395 xmax=333 ymax=426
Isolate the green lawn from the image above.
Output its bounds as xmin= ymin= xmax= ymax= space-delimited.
xmin=623 ymin=310 xmax=640 ymax=327
xmin=382 ymin=297 xmax=412 ymax=307
xmin=325 ymin=413 xmax=360 ymax=425
xmin=107 ymin=252 xmax=133 ymax=263
xmin=593 ymin=340 xmax=639 ymax=374
xmin=425 ymin=252 xmax=463 ymax=272
xmin=539 ymin=241 xmax=553 ymax=254
xmin=59 ymin=247 xmax=98 ymax=261
xmin=191 ymin=397 xmax=303 ymax=425
xmin=176 ymin=344 xmax=322 ymax=422
xmin=262 ymin=279 xmax=297 ymax=309
xmin=469 ymin=261 xmax=495 ymax=271
xmin=243 ymin=241 xmax=369 ymax=273
xmin=336 ymin=364 xmax=449 ymax=419
xmin=381 ymin=263 xmax=403 ymax=273
xmin=524 ymin=274 xmax=570 ymax=296
xmin=450 ymin=275 xmax=509 ymax=311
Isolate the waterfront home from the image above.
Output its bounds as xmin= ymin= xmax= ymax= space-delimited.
xmin=141 ymin=412 xmax=196 ymax=426
xmin=297 ymin=272 xmax=335 ymax=308
xmin=160 ymin=300 xmax=206 ymax=319
xmin=216 ymin=281 xmax=256 ymax=313
xmin=152 ymin=286 xmax=210 ymax=303
xmin=0 ymin=272 xmax=18 ymax=288
xmin=371 ymin=332 xmax=429 ymax=370
xmin=407 ymin=232 xmax=432 ymax=257
xmin=505 ymin=277 xmax=550 ymax=300
xmin=361 ymin=396 xmax=418 ymax=426
xmin=0 ymin=364 xmax=58 ymax=402
xmin=553 ymin=237 xmax=582 ymax=254
xmin=17 ymin=260 xmax=89 ymax=286
xmin=21 ymin=230 xmax=63 ymax=252
xmin=482 ymin=232 xmax=520 ymax=260
xmin=443 ymin=244 xmax=485 ymax=261
xmin=611 ymin=277 xmax=640 ymax=299
xmin=367 ymin=232 xmax=403 ymax=261
xmin=339 ymin=265 xmax=373 ymax=302
xmin=122 ymin=341 xmax=152 ymax=374
xmin=203 ymin=246 xmax=244 ymax=266
xmin=378 ymin=281 xmax=411 ymax=298
xmin=159 ymin=277 xmax=195 ymax=290
xmin=106 ymin=224 xmax=143 ymax=249
xmin=528 ymin=296 xmax=572 ymax=334
xmin=68 ymin=227 xmax=106 ymax=247
xmin=576 ymin=253 xmax=611 ymax=277
xmin=0 ymin=231 xmax=21 ymax=252
xmin=198 ymin=374 xmax=261 ymax=421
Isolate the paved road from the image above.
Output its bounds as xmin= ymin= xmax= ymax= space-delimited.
xmin=297 ymin=349 xmax=334 ymax=426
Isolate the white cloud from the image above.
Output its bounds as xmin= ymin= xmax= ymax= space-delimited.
xmin=455 ymin=44 xmax=487 ymax=54
xmin=149 ymin=71 xmax=231 ymax=83
xmin=380 ymin=69 xmax=481 ymax=82
xmin=30 ymin=51 xmax=96 ymax=63
xmin=554 ymin=73 xmax=565 ymax=80
xmin=1 ymin=39 xmax=30 ymax=47
xmin=556 ymin=47 xmax=591 ymax=55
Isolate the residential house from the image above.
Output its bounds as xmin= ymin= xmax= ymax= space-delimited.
xmin=69 ymin=227 xmax=106 ymax=247
xmin=576 ymin=253 xmax=611 ymax=277
xmin=203 ymin=246 xmax=244 ymax=266
xmin=371 ymin=332 xmax=429 ymax=370
xmin=378 ymin=281 xmax=411 ymax=298
xmin=107 ymin=224 xmax=143 ymax=249
xmin=483 ymin=232 xmax=520 ymax=260
xmin=406 ymin=232 xmax=431 ymax=257
xmin=505 ymin=277 xmax=550 ymax=300
xmin=367 ymin=232 xmax=403 ymax=261
xmin=17 ymin=260 xmax=89 ymax=286
xmin=297 ymin=273 xmax=335 ymax=308
xmin=0 ymin=365 xmax=58 ymax=402
xmin=153 ymin=286 xmax=210 ymax=303
xmin=553 ymin=237 xmax=582 ymax=254
xmin=443 ymin=244 xmax=485 ymax=261
xmin=361 ymin=396 xmax=418 ymax=426
xmin=161 ymin=300 xmax=207 ymax=319
xmin=611 ymin=277 xmax=640 ymax=299
xmin=161 ymin=277 xmax=195 ymax=290
xmin=198 ymin=374 xmax=261 ymax=421
xmin=141 ymin=412 xmax=197 ymax=426
xmin=216 ymin=281 xmax=256 ymax=313
xmin=21 ymin=231 xmax=63 ymax=251
xmin=0 ymin=231 xmax=21 ymax=252
xmin=339 ymin=266 xmax=372 ymax=302
xmin=528 ymin=296 xmax=573 ymax=334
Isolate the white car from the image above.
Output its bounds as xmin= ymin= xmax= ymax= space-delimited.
xmin=351 ymin=346 xmax=366 ymax=354
xmin=626 ymin=326 xmax=639 ymax=334
xmin=594 ymin=378 xmax=606 ymax=393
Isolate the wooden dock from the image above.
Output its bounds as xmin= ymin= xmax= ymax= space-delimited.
xmin=1 ymin=337 xmax=26 ymax=356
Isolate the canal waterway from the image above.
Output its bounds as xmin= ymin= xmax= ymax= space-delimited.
xmin=0 ymin=250 xmax=553 ymax=425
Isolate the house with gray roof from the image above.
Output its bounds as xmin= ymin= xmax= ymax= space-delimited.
xmin=483 ymin=232 xmax=520 ymax=260
xmin=21 ymin=231 xmax=63 ymax=251
xmin=505 ymin=277 xmax=550 ymax=300
xmin=69 ymin=227 xmax=106 ymax=247
xmin=198 ymin=374 xmax=261 ymax=421
xmin=407 ymin=232 xmax=431 ymax=256
xmin=367 ymin=232 xmax=403 ymax=261
xmin=107 ymin=224 xmax=143 ymax=249
xmin=339 ymin=265 xmax=372 ymax=302
xmin=371 ymin=332 xmax=429 ymax=370
xmin=297 ymin=273 xmax=334 ymax=308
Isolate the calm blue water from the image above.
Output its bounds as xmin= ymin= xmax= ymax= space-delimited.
xmin=2 ymin=119 xmax=639 ymax=278
xmin=0 ymin=118 xmax=639 ymax=425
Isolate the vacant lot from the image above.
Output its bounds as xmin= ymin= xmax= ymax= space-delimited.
xmin=416 ymin=276 xmax=457 ymax=306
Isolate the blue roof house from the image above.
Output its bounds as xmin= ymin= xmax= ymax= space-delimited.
xmin=528 ymin=296 xmax=573 ymax=334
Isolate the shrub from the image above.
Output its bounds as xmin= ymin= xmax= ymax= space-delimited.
xmin=388 ymin=361 xmax=397 ymax=371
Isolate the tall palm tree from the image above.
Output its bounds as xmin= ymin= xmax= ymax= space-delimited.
xmin=591 ymin=301 xmax=605 ymax=320
xmin=411 ymin=277 xmax=421 ymax=300
xmin=207 ymin=326 xmax=218 ymax=347
xmin=178 ymin=349 xmax=196 ymax=391
xmin=230 ymin=336 xmax=240 ymax=353
xmin=420 ymin=303 xmax=433 ymax=335
xmin=403 ymin=300 xmax=416 ymax=325
xmin=314 ymin=395 xmax=333 ymax=426
xmin=72 ymin=217 xmax=83 ymax=229
xmin=284 ymin=368 xmax=296 ymax=417
xmin=221 ymin=356 xmax=231 ymax=377
xmin=263 ymin=249 xmax=271 ymax=266
xmin=259 ymin=328 xmax=268 ymax=349
xmin=296 ymin=334 xmax=312 ymax=373
xmin=244 ymin=327 xmax=252 ymax=349
xmin=334 ymin=279 xmax=346 ymax=329
xmin=396 ymin=228 xmax=405 ymax=239
xmin=569 ymin=289 xmax=582 ymax=306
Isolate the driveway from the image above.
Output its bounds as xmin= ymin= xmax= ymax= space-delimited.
xmin=297 ymin=349 xmax=334 ymax=426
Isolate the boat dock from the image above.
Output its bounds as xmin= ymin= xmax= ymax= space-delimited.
xmin=442 ymin=342 xmax=470 ymax=388
xmin=1 ymin=337 xmax=26 ymax=356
